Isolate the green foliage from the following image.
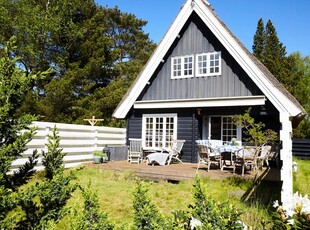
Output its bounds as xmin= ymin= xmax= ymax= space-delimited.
xmin=41 ymin=125 xmax=66 ymax=179
xmin=189 ymin=176 xmax=243 ymax=229
xmin=252 ymin=17 xmax=265 ymax=61
xmin=0 ymin=37 xmax=39 ymax=227
xmin=17 ymin=171 xmax=77 ymax=229
xmin=71 ymin=184 xmax=114 ymax=230
xmin=0 ymin=37 xmax=77 ymax=229
xmin=232 ymin=108 xmax=278 ymax=146
xmin=132 ymin=179 xmax=170 ymax=229
xmin=252 ymin=19 xmax=310 ymax=138
xmin=93 ymin=150 xmax=107 ymax=157
xmin=0 ymin=1 xmax=155 ymax=125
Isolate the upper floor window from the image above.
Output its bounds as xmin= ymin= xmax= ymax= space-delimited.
xmin=171 ymin=52 xmax=221 ymax=79
xmin=196 ymin=51 xmax=221 ymax=77
xmin=171 ymin=55 xmax=194 ymax=78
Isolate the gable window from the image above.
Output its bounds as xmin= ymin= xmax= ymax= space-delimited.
xmin=142 ymin=114 xmax=177 ymax=149
xmin=171 ymin=55 xmax=194 ymax=78
xmin=196 ymin=51 xmax=221 ymax=77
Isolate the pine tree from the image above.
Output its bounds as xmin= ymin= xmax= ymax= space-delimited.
xmin=0 ymin=38 xmax=77 ymax=229
xmin=252 ymin=18 xmax=265 ymax=62
xmin=0 ymin=37 xmax=39 ymax=228
xmin=263 ymin=20 xmax=287 ymax=83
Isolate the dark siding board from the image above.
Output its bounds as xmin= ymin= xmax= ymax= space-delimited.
xmin=292 ymin=139 xmax=310 ymax=160
xmin=140 ymin=12 xmax=262 ymax=102
xmin=127 ymin=117 xmax=142 ymax=142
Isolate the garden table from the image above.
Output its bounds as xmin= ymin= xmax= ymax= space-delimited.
xmin=217 ymin=145 xmax=241 ymax=170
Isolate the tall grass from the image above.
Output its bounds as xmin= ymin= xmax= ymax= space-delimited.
xmin=55 ymin=166 xmax=276 ymax=229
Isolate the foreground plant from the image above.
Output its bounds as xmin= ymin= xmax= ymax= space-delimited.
xmin=0 ymin=40 xmax=77 ymax=228
xmin=273 ymin=192 xmax=310 ymax=229
xmin=173 ymin=175 xmax=244 ymax=229
xmin=71 ymin=183 xmax=114 ymax=230
xmin=132 ymin=179 xmax=171 ymax=229
xmin=0 ymin=37 xmax=39 ymax=228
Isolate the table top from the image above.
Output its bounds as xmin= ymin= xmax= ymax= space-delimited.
xmin=218 ymin=145 xmax=241 ymax=153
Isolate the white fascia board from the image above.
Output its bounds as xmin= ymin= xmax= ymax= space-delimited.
xmin=113 ymin=1 xmax=194 ymax=118
xmin=134 ymin=96 xmax=266 ymax=109
xmin=193 ymin=0 xmax=301 ymax=117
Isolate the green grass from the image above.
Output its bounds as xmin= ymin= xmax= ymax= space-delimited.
xmin=54 ymin=166 xmax=279 ymax=229
xmin=293 ymin=158 xmax=310 ymax=196
xmin=21 ymin=159 xmax=310 ymax=229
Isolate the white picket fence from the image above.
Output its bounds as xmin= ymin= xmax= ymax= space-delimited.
xmin=11 ymin=121 xmax=127 ymax=172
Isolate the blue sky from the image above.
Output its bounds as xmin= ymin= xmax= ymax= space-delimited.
xmin=95 ymin=0 xmax=310 ymax=56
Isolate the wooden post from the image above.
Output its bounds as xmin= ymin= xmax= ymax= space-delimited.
xmin=83 ymin=116 xmax=104 ymax=126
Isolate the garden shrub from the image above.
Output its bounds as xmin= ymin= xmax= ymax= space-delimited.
xmin=71 ymin=183 xmax=114 ymax=230
xmin=132 ymin=179 xmax=171 ymax=229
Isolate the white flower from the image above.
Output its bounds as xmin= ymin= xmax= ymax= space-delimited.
xmin=285 ymin=209 xmax=295 ymax=217
xmin=235 ymin=220 xmax=248 ymax=230
xmin=286 ymin=219 xmax=294 ymax=225
xmin=190 ymin=217 xmax=202 ymax=230
xmin=273 ymin=200 xmax=279 ymax=208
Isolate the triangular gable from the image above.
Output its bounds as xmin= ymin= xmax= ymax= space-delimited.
xmin=113 ymin=0 xmax=305 ymax=121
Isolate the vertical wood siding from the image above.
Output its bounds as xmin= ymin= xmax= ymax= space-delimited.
xmin=141 ymin=13 xmax=261 ymax=101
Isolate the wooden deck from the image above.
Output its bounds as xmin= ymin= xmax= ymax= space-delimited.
xmin=84 ymin=160 xmax=277 ymax=182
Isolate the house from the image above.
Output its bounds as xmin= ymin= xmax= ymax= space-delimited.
xmin=113 ymin=0 xmax=306 ymax=204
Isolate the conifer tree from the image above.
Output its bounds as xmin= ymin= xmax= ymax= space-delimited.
xmin=263 ymin=20 xmax=287 ymax=83
xmin=0 ymin=38 xmax=77 ymax=229
xmin=0 ymin=37 xmax=39 ymax=228
xmin=252 ymin=18 xmax=265 ymax=61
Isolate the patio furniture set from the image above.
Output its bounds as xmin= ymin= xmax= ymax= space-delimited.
xmin=196 ymin=140 xmax=274 ymax=177
xmin=127 ymin=138 xmax=185 ymax=166
xmin=127 ymin=138 xmax=274 ymax=177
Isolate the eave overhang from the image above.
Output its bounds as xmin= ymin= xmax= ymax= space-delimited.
xmin=134 ymin=96 xmax=266 ymax=109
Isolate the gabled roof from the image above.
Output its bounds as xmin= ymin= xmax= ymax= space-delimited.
xmin=112 ymin=0 xmax=306 ymax=124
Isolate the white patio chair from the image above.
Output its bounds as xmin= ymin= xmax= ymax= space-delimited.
xmin=128 ymin=138 xmax=142 ymax=164
xmin=234 ymin=146 xmax=260 ymax=177
xmin=166 ymin=140 xmax=185 ymax=165
xmin=257 ymin=145 xmax=272 ymax=169
xmin=196 ymin=144 xmax=221 ymax=172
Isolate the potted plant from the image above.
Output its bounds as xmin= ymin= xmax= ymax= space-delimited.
xmin=93 ymin=150 xmax=108 ymax=163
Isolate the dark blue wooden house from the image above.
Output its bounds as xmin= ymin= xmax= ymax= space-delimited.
xmin=113 ymin=0 xmax=306 ymax=203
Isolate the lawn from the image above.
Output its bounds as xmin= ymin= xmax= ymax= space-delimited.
xmin=53 ymin=163 xmax=308 ymax=229
xmin=293 ymin=157 xmax=310 ymax=196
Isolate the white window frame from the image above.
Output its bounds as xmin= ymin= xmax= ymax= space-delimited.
xmin=142 ymin=114 xmax=178 ymax=150
xmin=205 ymin=115 xmax=242 ymax=143
xmin=171 ymin=55 xmax=194 ymax=79
xmin=196 ymin=51 xmax=222 ymax=77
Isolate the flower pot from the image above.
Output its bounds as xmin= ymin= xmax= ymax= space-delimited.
xmin=93 ymin=155 xmax=102 ymax=164
xmin=102 ymin=156 xmax=108 ymax=163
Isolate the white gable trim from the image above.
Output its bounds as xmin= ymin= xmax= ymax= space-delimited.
xmin=134 ymin=96 xmax=266 ymax=109
xmin=113 ymin=0 xmax=302 ymax=119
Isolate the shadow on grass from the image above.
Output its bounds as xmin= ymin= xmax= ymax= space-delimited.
xmin=241 ymin=168 xmax=282 ymax=206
